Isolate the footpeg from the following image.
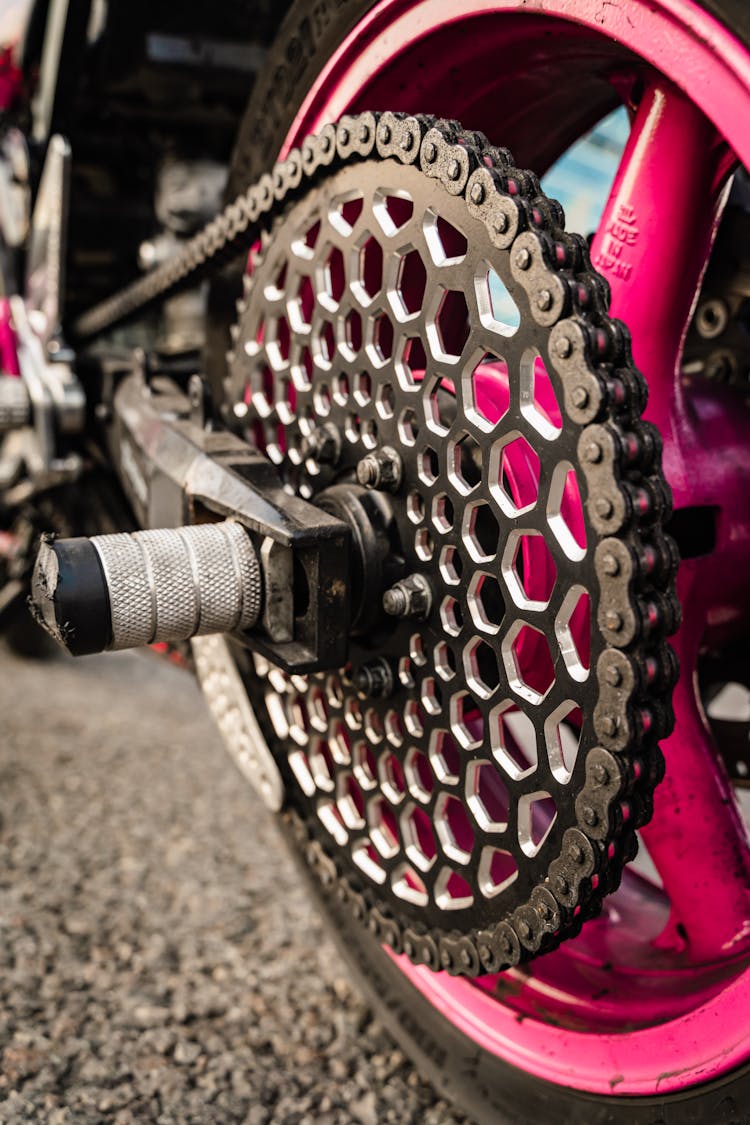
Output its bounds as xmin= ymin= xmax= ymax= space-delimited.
xmin=31 ymin=521 xmax=262 ymax=656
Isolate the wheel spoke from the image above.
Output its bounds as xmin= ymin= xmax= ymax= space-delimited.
xmin=640 ymin=564 xmax=750 ymax=961
xmin=590 ymin=78 xmax=733 ymax=507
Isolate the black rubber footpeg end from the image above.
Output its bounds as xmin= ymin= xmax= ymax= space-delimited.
xmin=30 ymin=534 xmax=112 ymax=657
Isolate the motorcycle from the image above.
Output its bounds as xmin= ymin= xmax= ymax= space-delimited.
xmin=1 ymin=0 xmax=749 ymax=1120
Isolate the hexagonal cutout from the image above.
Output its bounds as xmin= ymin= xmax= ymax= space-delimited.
xmin=391 ymin=863 xmax=429 ymax=907
xmin=489 ymin=433 xmax=541 ymax=516
xmin=353 ymin=740 xmax=377 ymax=791
xmin=403 ymin=699 xmax=425 ymax=739
xmin=364 ymin=706 xmax=385 ymax=744
xmin=343 ymin=309 xmax=362 ymax=357
xmin=414 ymin=528 xmax=434 ymax=562
xmin=501 ymin=530 xmax=557 ymax=611
xmin=329 ymin=191 xmax=364 ymax=236
xmin=398 ymin=406 xmax=419 ymax=446
xmin=448 ymin=431 xmax=482 ymax=494
xmin=407 ymin=489 xmax=425 ymax=524
xmin=328 ymin=720 xmax=352 ymax=764
xmin=423 ymin=373 xmax=457 ymax=436
xmin=464 ymin=637 xmax=501 ymax=700
xmin=366 ymin=312 xmax=394 ymax=367
xmin=555 ymin=585 xmax=591 ymax=681
xmin=401 ymin=804 xmax=438 ymax=873
xmin=375 ymin=381 xmax=396 ymax=419
xmin=432 ymin=492 xmax=455 ymax=534
xmin=439 ymin=545 xmax=463 ymax=586
xmin=397 ymin=336 xmax=427 ymax=389
xmin=440 ymin=595 xmax=463 ymax=637
xmin=317 ymin=800 xmax=348 ymax=846
xmin=392 ymin=248 xmax=427 ymax=319
xmin=466 ymin=760 xmax=510 ymax=832
xmin=373 ymin=190 xmax=414 ymax=236
xmin=518 ymin=791 xmax=557 ymax=856
xmin=288 ymin=750 xmax=315 ymax=798
xmin=309 ymin=738 xmax=335 ymax=791
xmin=435 ymin=793 xmax=475 ymax=865
xmin=548 ymin=462 xmax=587 ymax=561
xmin=266 ymin=315 xmax=291 ymax=370
xmin=428 ymin=728 xmax=462 ymax=785
xmin=318 ymin=245 xmax=346 ymax=312
xmin=478 ymin=847 xmax=518 ymax=898
xmin=352 ymin=838 xmax=386 ymax=884
xmin=467 ymin=571 xmax=505 ymax=634
xmin=451 ymin=691 xmax=484 ymax=751
xmin=464 ymin=351 xmax=511 ymax=432
xmin=367 ymin=796 xmax=400 ymax=859
xmin=424 ymin=211 xmax=468 ymax=265
xmin=289 ymin=274 xmax=315 ymax=332
xmin=337 ymin=772 xmax=365 ymax=830
xmin=490 ymin=701 xmax=538 ymax=779
xmin=463 ymin=500 xmax=500 ymax=563
xmin=378 ymin=750 xmax=406 ymax=804
xmin=313 ymin=320 xmax=335 ymax=369
xmin=475 ymin=262 xmax=520 ymax=336
xmin=434 ymin=640 xmax=457 ymax=682
xmin=419 ymin=445 xmax=439 ymax=486
xmin=291 ymin=344 xmax=313 ymax=392
xmin=292 ymin=217 xmax=321 ymax=259
xmin=427 ymin=288 xmax=470 ymax=361
xmin=249 ymin=363 xmax=274 ymax=419
xmin=404 ymin=747 xmax=435 ymax=803
xmin=352 ymin=233 xmax=384 ymax=304
xmin=421 ymin=676 xmax=442 ymax=715
xmin=544 ymin=701 xmax=583 ymax=784
xmin=502 ymin=621 xmax=556 ymax=705
xmin=434 ymin=867 xmax=474 ymax=911
xmin=520 ymin=348 xmax=562 ymax=440
xmin=384 ymin=708 xmax=405 ymax=747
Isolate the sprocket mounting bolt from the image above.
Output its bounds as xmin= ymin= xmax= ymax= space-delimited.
xmin=353 ymin=658 xmax=394 ymax=699
xmin=301 ymin=423 xmax=341 ymax=466
xmin=356 ymin=446 xmax=403 ymax=493
xmin=383 ymin=573 xmax=432 ymax=619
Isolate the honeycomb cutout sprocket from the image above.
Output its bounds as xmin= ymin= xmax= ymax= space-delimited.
xmin=225 ymin=114 xmax=679 ymax=976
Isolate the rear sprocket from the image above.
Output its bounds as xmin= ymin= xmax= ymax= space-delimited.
xmin=224 ymin=112 xmax=679 ymax=976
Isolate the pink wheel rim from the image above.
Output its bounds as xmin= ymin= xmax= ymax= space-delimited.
xmin=274 ymin=0 xmax=750 ymax=1096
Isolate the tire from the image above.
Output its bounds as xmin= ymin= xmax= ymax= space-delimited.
xmin=218 ymin=2 xmax=750 ymax=1120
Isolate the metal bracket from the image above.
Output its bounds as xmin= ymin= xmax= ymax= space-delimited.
xmin=110 ymin=368 xmax=351 ymax=672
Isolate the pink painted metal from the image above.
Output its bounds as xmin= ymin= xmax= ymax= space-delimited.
xmin=0 ymin=297 xmax=19 ymax=375
xmin=275 ymin=0 xmax=750 ymax=1097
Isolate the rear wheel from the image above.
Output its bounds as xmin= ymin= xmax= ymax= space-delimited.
xmin=219 ymin=1 xmax=750 ymax=1119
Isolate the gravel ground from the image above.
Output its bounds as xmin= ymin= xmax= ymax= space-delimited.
xmin=0 ymin=643 xmax=469 ymax=1125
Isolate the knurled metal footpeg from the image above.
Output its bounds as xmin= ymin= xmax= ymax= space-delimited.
xmin=30 ymin=520 xmax=262 ymax=656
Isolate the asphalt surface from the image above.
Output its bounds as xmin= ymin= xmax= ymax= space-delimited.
xmin=0 ymin=641 xmax=468 ymax=1124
